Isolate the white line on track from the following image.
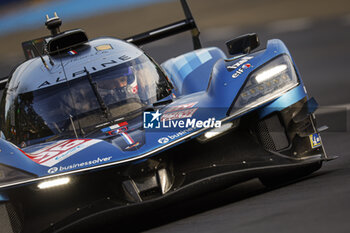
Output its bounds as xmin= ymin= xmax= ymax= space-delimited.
xmin=267 ymin=18 xmax=313 ymax=33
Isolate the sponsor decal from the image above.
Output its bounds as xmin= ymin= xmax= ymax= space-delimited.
xmin=226 ymin=56 xmax=253 ymax=71
xmin=232 ymin=63 xmax=252 ymax=78
xmin=118 ymin=55 xmax=131 ymax=61
xmin=95 ymin=44 xmax=113 ymax=51
xmin=158 ymin=137 xmax=170 ymax=144
xmin=47 ymin=156 xmax=113 ymax=174
xmin=48 ymin=167 xmax=58 ymax=174
xmin=158 ymin=128 xmax=195 ymax=144
xmin=161 ymin=108 xmax=198 ymax=121
xmin=164 ymin=102 xmax=198 ymax=113
xmin=309 ymin=133 xmax=322 ymax=148
xmin=37 ymin=58 xmax=130 ymax=89
xmin=27 ymin=139 xmax=101 ymax=167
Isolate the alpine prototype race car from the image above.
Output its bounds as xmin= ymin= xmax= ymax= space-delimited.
xmin=0 ymin=1 xmax=334 ymax=232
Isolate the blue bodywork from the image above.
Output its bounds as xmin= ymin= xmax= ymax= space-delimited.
xmin=0 ymin=193 xmax=8 ymax=202
xmin=0 ymin=36 xmax=307 ymax=188
xmin=0 ymin=2 xmax=328 ymax=230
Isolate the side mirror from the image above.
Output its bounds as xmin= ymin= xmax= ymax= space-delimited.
xmin=225 ymin=33 xmax=260 ymax=55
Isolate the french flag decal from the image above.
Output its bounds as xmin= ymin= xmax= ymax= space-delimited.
xmin=101 ymin=121 xmax=128 ymax=133
xmin=120 ymin=132 xmax=135 ymax=145
xmin=68 ymin=50 xmax=77 ymax=55
xmin=101 ymin=122 xmax=135 ymax=145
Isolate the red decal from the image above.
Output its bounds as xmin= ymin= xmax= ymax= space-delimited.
xmin=25 ymin=139 xmax=101 ymax=167
xmin=161 ymin=108 xmax=198 ymax=121
xmin=164 ymin=102 xmax=198 ymax=113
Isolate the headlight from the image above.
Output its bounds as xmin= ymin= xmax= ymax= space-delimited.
xmin=0 ymin=164 xmax=35 ymax=188
xmin=197 ymin=119 xmax=240 ymax=143
xmin=37 ymin=177 xmax=70 ymax=189
xmin=231 ymin=54 xmax=299 ymax=115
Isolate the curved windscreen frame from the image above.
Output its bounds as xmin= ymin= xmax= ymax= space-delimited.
xmin=1 ymin=54 xmax=172 ymax=147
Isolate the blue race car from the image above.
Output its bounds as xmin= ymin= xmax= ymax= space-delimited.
xmin=0 ymin=1 xmax=334 ymax=232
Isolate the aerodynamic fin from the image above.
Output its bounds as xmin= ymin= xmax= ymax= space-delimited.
xmin=124 ymin=0 xmax=202 ymax=50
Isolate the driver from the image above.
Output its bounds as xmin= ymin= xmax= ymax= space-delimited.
xmin=97 ymin=67 xmax=138 ymax=104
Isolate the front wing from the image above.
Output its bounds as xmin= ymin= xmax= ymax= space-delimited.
xmin=0 ymin=97 xmax=327 ymax=233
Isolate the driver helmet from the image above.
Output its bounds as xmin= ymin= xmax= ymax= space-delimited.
xmin=98 ymin=67 xmax=138 ymax=95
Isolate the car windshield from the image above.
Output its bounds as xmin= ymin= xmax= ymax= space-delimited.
xmin=4 ymin=54 xmax=171 ymax=147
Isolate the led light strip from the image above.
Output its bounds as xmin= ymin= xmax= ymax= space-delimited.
xmin=254 ymin=64 xmax=288 ymax=83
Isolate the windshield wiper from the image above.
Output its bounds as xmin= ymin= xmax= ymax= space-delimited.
xmin=83 ymin=67 xmax=111 ymax=120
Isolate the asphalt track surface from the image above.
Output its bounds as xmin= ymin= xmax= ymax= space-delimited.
xmin=1 ymin=4 xmax=350 ymax=233
xmin=100 ymin=131 xmax=350 ymax=233
xmin=97 ymin=15 xmax=350 ymax=233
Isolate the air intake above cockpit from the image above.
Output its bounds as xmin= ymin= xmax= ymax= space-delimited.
xmin=45 ymin=29 xmax=88 ymax=55
xmin=21 ymin=13 xmax=89 ymax=59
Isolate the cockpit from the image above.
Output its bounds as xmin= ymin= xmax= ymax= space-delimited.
xmin=1 ymin=53 xmax=172 ymax=147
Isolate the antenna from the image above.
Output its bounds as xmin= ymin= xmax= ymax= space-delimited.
xmin=31 ymin=41 xmax=50 ymax=70
xmin=45 ymin=12 xmax=62 ymax=36
xmin=47 ymin=54 xmax=55 ymax=66
xmin=69 ymin=114 xmax=78 ymax=139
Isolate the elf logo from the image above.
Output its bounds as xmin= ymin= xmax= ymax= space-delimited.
xmin=227 ymin=56 xmax=253 ymax=71
xmin=232 ymin=63 xmax=252 ymax=79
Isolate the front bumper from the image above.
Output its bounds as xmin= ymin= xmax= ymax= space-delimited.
xmin=1 ymin=97 xmax=326 ymax=233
